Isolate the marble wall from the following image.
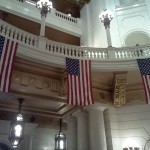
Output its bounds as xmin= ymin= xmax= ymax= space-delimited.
xmin=80 ymin=0 xmax=150 ymax=47
xmin=104 ymin=104 xmax=150 ymax=150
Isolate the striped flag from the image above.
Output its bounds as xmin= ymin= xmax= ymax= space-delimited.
xmin=66 ymin=58 xmax=94 ymax=105
xmin=137 ymin=59 xmax=150 ymax=104
xmin=0 ymin=35 xmax=18 ymax=92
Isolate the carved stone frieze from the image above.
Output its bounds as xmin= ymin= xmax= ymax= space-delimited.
xmin=113 ymin=73 xmax=127 ymax=107
xmin=126 ymin=90 xmax=145 ymax=103
xmin=12 ymin=70 xmax=61 ymax=94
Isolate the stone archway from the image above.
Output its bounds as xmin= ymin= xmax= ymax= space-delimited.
xmin=124 ymin=31 xmax=150 ymax=47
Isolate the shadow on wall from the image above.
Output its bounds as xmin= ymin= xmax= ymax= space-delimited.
xmin=0 ymin=142 xmax=12 ymax=150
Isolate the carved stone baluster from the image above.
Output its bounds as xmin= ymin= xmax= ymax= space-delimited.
xmin=57 ymin=45 xmax=60 ymax=53
xmin=81 ymin=49 xmax=84 ymax=57
xmin=60 ymin=45 xmax=63 ymax=55
xmin=22 ymin=33 xmax=26 ymax=44
xmin=6 ymin=26 xmax=10 ymax=37
xmin=30 ymin=36 xmax=34 ymax=47
xmin=78 ymin=48 xmax=82 ymax=58
xmin=69 ymin=47 xmax=71 ymax=56
xmin=33 ymin=37 xmax=37 ymax=47
xmin=118 ymin=51 xmax=121 ymax=58
xmin=26 ymin=35 xmax=30 ymax=45
xmin=18 ymin=32 xmax=22 ymax=42
xmin=86 ymin=50 xmax=90 ymax=58
xmin=53 ymin=43 xmax=57 ymax=53
xmin=50 ymin=43 xmax=53 ymax=52
xmin=14 ymin=30 xmax=18 ymax=40
xmin=115 ymin=51 xmax=118 ymax=58
xmin=72 ymin=47 xmax=75 ymax=56
xmin=102 ymin=51 xmax=105 ymax=58
xmin=97 ymin=51 xmax=100 ymax=58
xmin=10 ymin=28 xmax=14 ymax=39
xmin=64 ymin=46 xmax=68 ymax=55
xmin=1 ymin=24 xmax=6 ymax=35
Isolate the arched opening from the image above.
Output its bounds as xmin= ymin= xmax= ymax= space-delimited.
xmin=124 ymin=32 xmax=150 ymax=47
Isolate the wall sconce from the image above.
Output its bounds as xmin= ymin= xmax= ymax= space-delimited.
xmin=8 ymin=98 xmax=25 ymax=149
xmin=54 ymin=119 xmax=67 ymax=150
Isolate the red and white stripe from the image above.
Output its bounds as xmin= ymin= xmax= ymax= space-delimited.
xmin=0 ymin=38 xmax=18 ymax=92
xmin=142 ymin=75 xmax=150 ymax=104
xmin=67 ymin=60 xmax=94 ymax=106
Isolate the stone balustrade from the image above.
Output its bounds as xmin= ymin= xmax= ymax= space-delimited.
xmin=0 ymin=0 xmax=81 ymax=37
xmin=24 ymin=0 xmax=79 ymax=24
xmin=0 ymin=19 xmax=150 ymax=70
xmin=0 ymin=20 xmax=38 ymax=48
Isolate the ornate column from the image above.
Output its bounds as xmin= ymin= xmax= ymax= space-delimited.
xmin=40 ymin=16 xmax=46 ymax=36
xmin=74 ymin=110 xmax=89 ymax=150
xmin=67 ymin=116 xmax=77 ymax=150
xmin=113 ymin=73 xmax=127 ymax=107
xmin=87 ymin=106 xmax=107 ymax=150
xmin=20 ymin=123 xmax=37 ymax=150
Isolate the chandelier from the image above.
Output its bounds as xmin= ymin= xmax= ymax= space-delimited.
xmin=54 ymin=119 xmax=67 ymax=150
xmin=8 ymin=98 xmax=25 ymax=149
xmin=36 ymin=0 xmax=53 ymax=18
xmin=99 ymin=9 xmax=113 ymax=28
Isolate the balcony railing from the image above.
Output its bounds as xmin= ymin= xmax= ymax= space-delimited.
xmin=0 ymin=0 xmax=81 ymax=37
xmin=0 ymin=19 xmax=150 ymax=70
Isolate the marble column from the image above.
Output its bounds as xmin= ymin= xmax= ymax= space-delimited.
xmin=67 ymin=116 xmax=77 ymax=150
xmin=106 ymin=27 xmax=112 ymax=47
xmin=74 ymin=110 xmax=89 ymax=150
xmin=20 ymin=123 xmax=37 ymax=150
xmin=40 ymin=16 xmax=46 ymax=37
xmin=88 ymin=108 xmax=107 ymax=150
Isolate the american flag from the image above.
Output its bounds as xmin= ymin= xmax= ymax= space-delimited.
xmin=0 ymin=35 xmax=18 ymax=92
xmin=66 ymin=58 xmax=94 ymax=105
xmin=137 ymin=59 xmax=150 ymax=104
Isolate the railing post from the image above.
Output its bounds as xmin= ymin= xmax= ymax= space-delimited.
xmin=107 ymin=47 xmax=116 ymax=59
xmin=38 ymin=36 xmax=47 ymax=51
xmin=51 ymin=8 xmax=56 ymax=15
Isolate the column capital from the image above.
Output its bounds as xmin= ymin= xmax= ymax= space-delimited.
xmin=72 ymin=109 xmax=88 ymax=118
xmin=84 ymin=103 xmax=107 ymax=112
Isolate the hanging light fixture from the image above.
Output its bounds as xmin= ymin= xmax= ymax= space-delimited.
xmin=99 ymin=9 xmax=113 ymax=29
xmin=36 ymin=0 xmax=53 ymax=18
xmin=54 ymin=119 xmax=67 ymax=150
xmin=8 ymin=98 xmax=25 ymax=149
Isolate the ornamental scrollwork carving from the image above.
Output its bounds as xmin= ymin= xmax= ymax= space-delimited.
xmin=113 ymin=78 xmax=127 ymax=107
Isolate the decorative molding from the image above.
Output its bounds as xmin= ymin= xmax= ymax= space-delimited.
xmin=113 ymin=73 xmax=127 ymax=107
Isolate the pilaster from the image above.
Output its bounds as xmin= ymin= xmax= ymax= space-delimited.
xmin=73 ymin=110 xmax=89 ymax=150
